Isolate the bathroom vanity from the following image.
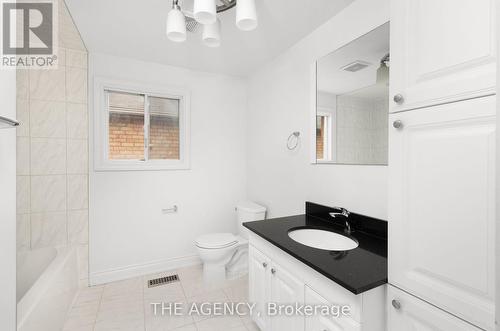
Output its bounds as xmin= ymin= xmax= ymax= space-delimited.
xmin=244 ymin=202 xmax=387 ymax=331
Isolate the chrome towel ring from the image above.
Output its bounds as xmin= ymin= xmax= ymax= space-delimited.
xmin=286 ymin=131 xmax=300 ymax=150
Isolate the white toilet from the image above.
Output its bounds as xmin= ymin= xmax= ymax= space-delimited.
xmin=195 ymin=201 xmax=266 ymax=284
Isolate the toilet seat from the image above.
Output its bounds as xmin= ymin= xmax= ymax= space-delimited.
xmin=195 ymin=233 xmax=238 ymax=249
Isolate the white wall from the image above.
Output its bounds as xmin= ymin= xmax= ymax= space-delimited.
xmin=89 ymin=54 xmax=247 ymax=283
xmin=246 ymin=0 xmax=390 ymax=220
xmin=496 ymin=2 xmax=500 ymax=327
xmin=0 ymin=69 xmax=17 ymax=330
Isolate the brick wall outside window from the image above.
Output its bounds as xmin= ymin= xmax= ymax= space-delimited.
xmin=109 ymin=113 xmax=179 ymax=160
xmin=150 ymin=115 xmax=180 ymax=159
xmin=316 ymin=116 xmax=325 ymax=159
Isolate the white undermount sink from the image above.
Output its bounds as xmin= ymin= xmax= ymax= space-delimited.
xmin=288 ymin=228 xmax=359 ymax=251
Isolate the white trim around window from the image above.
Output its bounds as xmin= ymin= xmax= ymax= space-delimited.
xmin=317 ymin=108 xmax=336 ymax=163
xmin=93 ymin=77 xmax=191 ymax=171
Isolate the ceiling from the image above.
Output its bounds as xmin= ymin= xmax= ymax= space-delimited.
xmin=64 ymin=0 xmax=354 ymax=77
xmin=317 ymin=22 xmax=389 ymax=95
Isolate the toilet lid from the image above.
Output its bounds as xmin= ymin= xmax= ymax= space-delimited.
xmin=195 ymin=233 xmax=238 ymax=249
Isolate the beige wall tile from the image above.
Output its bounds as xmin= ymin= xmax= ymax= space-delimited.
xmin=17 ymin=0 xmax=88 ymax=263
xmin=17 ymin=136 xmax=30 ymax=176
xmin=66 ymin=67 xmax=87 ymax=103
xmin=31 ymin=175 xmax=67 ymax=212
xmin=57 ymin=47 xmax=66 ymax=67
xmin=30 ymin=100 xmax=66 ymax=138
xmin=16 ymin=70 xmax=29 ymax=100
xmin=67 ymin=139 xmax=88 ymax=174
xmin=67 ymin=103 xmax=88 ymax=139
xmin=67 ymin=175 xmax=88 ymax=210
xmin=59 ymin=8 xmax=86 ymax=51
xmin=16 ymin=99 xmax=29 ymax=137
xmin=17 ymin=176 xmax=30 ymax=214
xmin=30 ymin=67 xmax=66 ymax=101
xmin=68 ymin=210 xmax=89 ymax=244
xmin=31 ymin=211 xmax=67 ymax=248
xmin=17 ymin=214 xmax=30 ymax=251
xmin=77 ymin=244 xmax=89 ymax=280
xmin=67 ymin=49 xmax=87 ymax=69
xmin=31 ymin=138 xmax=67 ymax=175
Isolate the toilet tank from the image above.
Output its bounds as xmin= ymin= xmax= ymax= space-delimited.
xmin=237 ymin=201 xmax=266 ymax=238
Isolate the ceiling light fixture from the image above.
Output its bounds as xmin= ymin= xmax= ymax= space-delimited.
xmin=194 ymin=0 xmax=217 ymax=25
xmin=166 ymin=0 xmax=258 ymax=47
xmin=236 ymin=0 xmax=258 ymax=31
xmin=166 ymin=0 xmax=187 ymax=42
xmin=202 ymin=18 xmax=221 ymax=47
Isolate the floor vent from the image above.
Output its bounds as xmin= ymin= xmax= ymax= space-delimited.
xmin=148 ymin=274 xmax=180 ymax=288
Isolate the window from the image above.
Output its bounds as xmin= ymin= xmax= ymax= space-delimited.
xmin=94 ymin=78 xmax=190 ymax=171
xmin=316 ymin=112 xmax=333 ymax=161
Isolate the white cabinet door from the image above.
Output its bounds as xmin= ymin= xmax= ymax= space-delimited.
xmin=388 ymin=286 xmax=482 ymax=331
xmin=249 ymin=245 xmax=271 ymax=331
xmin=269 ymin=262 xmax=305 ymax=331
xmin=305 ymin=286 xmax=361 ymax=331
xmin=388 ymin=96 xmax=496 ymax=330
xmin=390 ymin=0 xmax=496 ymax=112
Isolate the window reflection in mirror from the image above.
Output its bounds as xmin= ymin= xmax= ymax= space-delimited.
xmin=315 ymin=22 xmax=389 ymax=165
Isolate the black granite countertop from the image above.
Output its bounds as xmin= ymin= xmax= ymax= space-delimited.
xmin=243 ymin=202 xmax=387 ymax=295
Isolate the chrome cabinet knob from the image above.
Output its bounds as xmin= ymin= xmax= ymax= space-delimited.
xmin=393 ymin=94 xmax=404 ymax=104
xmin=393 ymin=120 xmax=403 ymax=129
xmin=391 ymin=299 xmax=401 ymax=310
xmin=271 ymin=268 xmax=276 ymax=275
xmin=262 ymin=262 xmax=267 ymax=268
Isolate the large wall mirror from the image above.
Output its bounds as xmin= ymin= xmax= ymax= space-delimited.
xmin=315 ymin=23 xmax=389 ymax=165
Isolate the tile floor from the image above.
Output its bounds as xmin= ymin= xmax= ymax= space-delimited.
xmin=63 ymin=264 xmax=260 ymax=331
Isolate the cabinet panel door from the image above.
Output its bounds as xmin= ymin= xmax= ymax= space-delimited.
xmin=390 ymin=0 xmax=496 ymax=112
xmin=388 ymin=96 xmax=496 ymax=330
xmin=388 ymin=286 xmax=482 ymax=331
xmin=305 ymin=286 xmax=361 ymax=331
xmin=270 ymin=262 xmax=305 ymax=331
xmin=249 ymin=245 xmax=271 ymax=331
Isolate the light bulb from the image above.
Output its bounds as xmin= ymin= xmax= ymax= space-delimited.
xmin=202 ymin=18 xmax=221 ymax=47
xmin=166 ymin=7 xmax=187 ymax=42
xmin=236 ymin=0 xmax=257 ymax=31
xmin=194 ymin=0 xmax=216 ymax=25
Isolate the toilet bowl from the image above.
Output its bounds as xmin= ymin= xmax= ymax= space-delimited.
xmin=195 ymin=201 xmax=266 ymax=284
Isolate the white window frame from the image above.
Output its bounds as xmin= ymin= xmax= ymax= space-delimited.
xmin=94 ymin=77 xmax=190 ymax=171
xmin=317 ymin=108 xmax=336 ymax=162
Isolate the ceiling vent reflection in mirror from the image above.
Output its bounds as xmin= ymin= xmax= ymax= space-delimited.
xmin=340 ymin=60 xmax=372 ymax=72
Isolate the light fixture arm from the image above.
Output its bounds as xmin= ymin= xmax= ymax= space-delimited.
xmin=217 ymin=0 xmax=237 ymax=13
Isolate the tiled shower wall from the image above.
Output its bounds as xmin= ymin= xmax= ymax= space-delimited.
xmin=336 ymin=95 xmax=389 ymax=164
xmin=16 ymin=0 xmax=89 ymax=281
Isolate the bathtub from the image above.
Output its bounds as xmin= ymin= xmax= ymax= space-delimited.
xmin=17 ymin=247 xmax=79 ymax=331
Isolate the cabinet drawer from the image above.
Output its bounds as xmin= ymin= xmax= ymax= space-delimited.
xmin=305 ymin=285 xmax=361 ymax=331
xmin=388 ymin=286 xmax=482 ymax=331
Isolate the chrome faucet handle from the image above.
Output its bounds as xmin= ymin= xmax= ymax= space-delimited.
xmin=345 ymin=220 xmax=352 ymax=235
xmin=329 ymin=207 xmax=350 ymax=218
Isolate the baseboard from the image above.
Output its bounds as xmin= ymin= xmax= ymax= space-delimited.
xmin=89 ymin=254 xmax=201 ymax=286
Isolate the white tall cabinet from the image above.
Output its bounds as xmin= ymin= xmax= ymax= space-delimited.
xmin=388 ymin=1 xmax=497 ymax=330
xmin=390 ymin=0 xmax=496 ymax=113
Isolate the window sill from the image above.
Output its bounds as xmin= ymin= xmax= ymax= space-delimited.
xmin=94 ymin=160 xmax=190 ymax=172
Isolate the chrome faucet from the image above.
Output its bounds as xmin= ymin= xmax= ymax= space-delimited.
xmin=329 ymin=207 xmax=352 ymax=235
